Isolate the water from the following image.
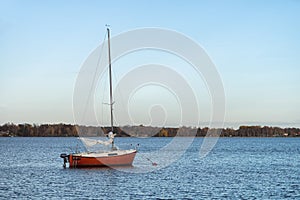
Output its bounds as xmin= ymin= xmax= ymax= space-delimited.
xmin=0 ymin=137 xmax=299 ymax=199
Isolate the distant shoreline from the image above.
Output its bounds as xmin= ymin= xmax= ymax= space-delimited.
xmin=0 ymin=123 xmax=299 ymax=137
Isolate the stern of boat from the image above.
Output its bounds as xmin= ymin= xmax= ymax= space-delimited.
xmin=60 ymin=153 xmax=70 ymax=168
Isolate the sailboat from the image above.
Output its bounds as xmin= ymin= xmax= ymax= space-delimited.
xmin=60 ymin=27 xmax=137 ymax=168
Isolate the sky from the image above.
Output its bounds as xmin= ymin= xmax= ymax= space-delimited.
xmin=0 ymin=0 xmax=299 ymax=128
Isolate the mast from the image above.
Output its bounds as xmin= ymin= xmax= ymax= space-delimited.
xmin=107 ymin=27 xmax=115 ymax=148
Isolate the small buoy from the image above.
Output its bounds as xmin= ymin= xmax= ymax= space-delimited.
xmin=146 ymin=157 xmax=157 ymax=166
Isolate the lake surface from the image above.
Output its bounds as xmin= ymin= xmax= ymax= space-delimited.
xmin=0 ymin=137 xmax=299 ymax=199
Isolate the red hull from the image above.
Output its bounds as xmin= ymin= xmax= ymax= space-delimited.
xmin=68 ymin=150 xmax=137 ymax=168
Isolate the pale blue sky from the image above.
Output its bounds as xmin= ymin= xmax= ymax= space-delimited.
xmin=0 ymin=0 xmax=299 ymax=127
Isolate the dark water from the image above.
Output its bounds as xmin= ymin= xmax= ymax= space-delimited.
xmin=0 ymin=137 xmax=299 ymax=199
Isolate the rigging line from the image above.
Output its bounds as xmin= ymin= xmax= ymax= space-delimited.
xmin=112 ymin=70 xmax=123 ymax=126
xmin=111 ymin=64 xmax=127 ymax=127
xmin=101 ymin=70 xmax=109 ymax=126
xmin=80 ymin=31 xmax=108 ymax=124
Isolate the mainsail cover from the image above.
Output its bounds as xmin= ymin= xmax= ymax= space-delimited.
xmin=80 ymin=137 xmax=113 ymax=147
xmin=79 ymin=132 xmax=116 ymax=147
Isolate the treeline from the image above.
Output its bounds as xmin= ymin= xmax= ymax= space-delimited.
xmin=153 ymin=126 xmax=300 ymax=137
xmin=0 ymin=123 xmax=299 ymax=137
xmin=0 ymin=123 xmax=130 ymax=137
